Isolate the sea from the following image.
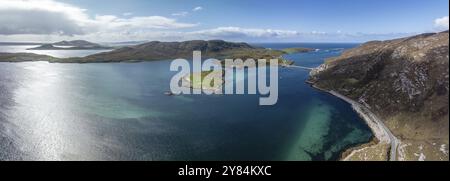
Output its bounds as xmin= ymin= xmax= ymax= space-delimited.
xmin=0 ymin=43 xmax=372 ymax=161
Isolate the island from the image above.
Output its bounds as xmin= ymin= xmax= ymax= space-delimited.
xmin=180 ymin=58 xmax=295 ymax=94
xmin=65 ymin=40 xmax=291 ymax=62
xmin=1 ymin=40 xmax=309 ymax=96
xmin=2 ymin=40 xmax=307 ymax=64
xmin=308 ymin=30 xmax=449 ymax=161
xmin=281 ymin=47 xmax=316 ymax=54
xmin=181 ymin=70 xmax=225 ymax=93
xmin=27 ymin=40 xmax=113 ymax=50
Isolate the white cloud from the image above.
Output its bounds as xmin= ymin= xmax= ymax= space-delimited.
xmin=0 ymin=26 xmax=301 ymax=42
xmin=192 ymin=6 xmax=203 ymax=12
xmin=434 ymin=16 xmax=449 ymax=30
xmin=188 ymin=27 xmax=300 ymax=39
xmin=310 ymin=30 xmax=326 ymax=35
xmin=85 ymin=27 xmax=301 ymax=42
xmin=172 ymin=11 xmax=189 ymax=17
xmin=173 ymin=6 xmax=203 ymax=17
xmin=93 ymin=15 xmax=197 ymax=30
xmin=0 ymin=0 xmax=90 ymax=35
xmin=122 ymin=12 xmax=133 ymax=16
xmin=0 ymin=0 xmax=420 ymax=43
xmin=0 ymin=0 xmax=197 ymax=36
xmin=0 ymin=28 xmax=418 ymax=43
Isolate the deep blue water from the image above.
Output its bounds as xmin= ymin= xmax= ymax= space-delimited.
xmin=0 ymin=43 xmax=371 ymax=161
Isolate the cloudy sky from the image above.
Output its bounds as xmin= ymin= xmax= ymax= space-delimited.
xmin=0 ymin=0 xmax=448 ymax=43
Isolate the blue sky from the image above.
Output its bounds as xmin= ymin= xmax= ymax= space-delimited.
xmin=1 ymin=0 xmax=448 ymax=42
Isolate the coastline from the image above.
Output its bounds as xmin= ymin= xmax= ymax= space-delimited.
xmin=2 ymin=49 xmax=401 ymax=161
xmin=307 ymin=82 xmax=398 ymax=161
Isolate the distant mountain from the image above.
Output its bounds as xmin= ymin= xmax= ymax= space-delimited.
xmin=65 ymin=40 xmax=286 ymax=62
xmin=309 ymin=31 xmax=449 ymax=161
xmin=27 ymin=40 xmax=113 ymax=50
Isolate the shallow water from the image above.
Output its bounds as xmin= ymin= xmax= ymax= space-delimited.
xmin=0 ymin=43 xmax=372 ymax=160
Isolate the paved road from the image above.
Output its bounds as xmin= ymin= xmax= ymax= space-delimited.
xmin=376 ymin=114 xmax=399 ymax=161
xmin=356 ymin=100 xmax=399 ymax=161
xmin=289 ymin=65 xmax=313 ymax=70
xmin=329 ymin=91 xmax=399 ymax=161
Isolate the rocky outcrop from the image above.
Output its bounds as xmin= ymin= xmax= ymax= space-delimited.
xmin=309 ymin=31 xmax=449 ymax=161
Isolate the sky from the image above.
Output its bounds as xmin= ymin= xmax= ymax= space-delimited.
xmin=0 ymin=0 xmax=448 ymax=43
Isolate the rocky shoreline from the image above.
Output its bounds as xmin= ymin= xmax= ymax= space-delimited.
xmin=306 ymin=82 xmax=393 ymax=161
xmin=328 ymin=90 xmax=397 ymax=161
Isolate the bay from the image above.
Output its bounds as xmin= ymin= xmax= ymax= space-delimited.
xmin=0 ymin=43 xmax=372 ymax=161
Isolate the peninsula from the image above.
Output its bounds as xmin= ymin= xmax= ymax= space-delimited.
xmin=0 ymin=52 xmax=58 ymax=62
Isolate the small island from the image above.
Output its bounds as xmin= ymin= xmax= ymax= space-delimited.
xmin=182 ymin=70 xmax=225 ymax=93
xmin=281 ymin=47 xmax=316 ymax=54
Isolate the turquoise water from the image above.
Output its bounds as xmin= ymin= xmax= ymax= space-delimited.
xmin=0 ymin=43 xmax=372 ymax=160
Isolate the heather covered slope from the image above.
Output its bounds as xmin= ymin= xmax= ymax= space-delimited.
xmin=309 ymin=31 xmax=449 ymax=161
xmin=66 ymin=40 xmax=286 ymax=62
